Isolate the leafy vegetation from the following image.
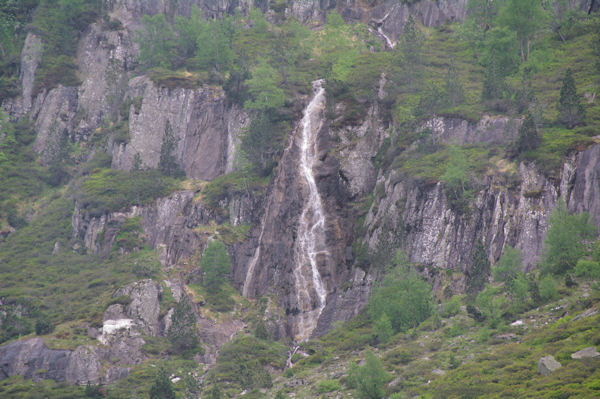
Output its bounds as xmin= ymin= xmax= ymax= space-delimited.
xmin=75 ymin=169 xmax=178 ymax=217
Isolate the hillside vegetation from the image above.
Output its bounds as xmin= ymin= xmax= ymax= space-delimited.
xmin=0 ymin=0 xmax=599 ymax=398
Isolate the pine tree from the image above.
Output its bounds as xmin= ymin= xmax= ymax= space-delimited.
xmin=557 ymin=68 xmax=585 ymax=129
xmin=199 ymin=240 xmax=231 ymax=294
xmin=445 ymin=61 xmax=465 ymax=107
xmin=167 ymin=298 xmax=199 ymax=352
xmin=467 ymin=239 xmax=491 ymax=298
xmin=400 ymin=15 xmax=423 ymax=91
xmin=149 ymin=366 xmax=176 ymax=399
xmin=514 ymin=111 xmax=540 ymax=154
xmin=158 ymin=120 xmax=183 ymax=177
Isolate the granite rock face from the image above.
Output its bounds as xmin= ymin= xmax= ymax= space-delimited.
xmin=111 ymin=77 xmax=246 ymax=180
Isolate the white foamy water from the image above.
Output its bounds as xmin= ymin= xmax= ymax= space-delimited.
xmin=241 ymin=80 xmax=329 ymax=341
xmin=293 ymin=79 xmax=328 ymax=341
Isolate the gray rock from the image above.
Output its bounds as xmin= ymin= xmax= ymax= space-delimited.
xmin=571 ymin=347 xmax=600 ymax=359
xmin=0 ymin=338 xmax=70 ymax=382
xmin=113 ymin=279 xmax=162 ymax=336
xmin=573 ymin=308 xmax=598 ymax=321
xmin=422 ymin=115 xmax=519 ymax=146
xmin=19 ymin=33 xmax=43 ymax=115
xmin=111 ymin=76 xmax=246 ymax=180
xmin=31 ymin=86 xmax=79 ymax=161
xmin=538 ymin=355 xmax=561 ymax=376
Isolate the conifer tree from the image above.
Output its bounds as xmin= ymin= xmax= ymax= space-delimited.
xmin=466 ymin=239 xmax=491 ymax=298
xmin=515 ymin=111 xmax=540 ymax=154
xmin=149 ymin=366 xmax=175 ymax=399
xmin=400 ymin=15 xmax=423 ymax=91
xmin=557 ymin=68 xmax=585 ymax=129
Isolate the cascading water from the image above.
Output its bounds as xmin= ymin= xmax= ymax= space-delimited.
xmin=292 ymin=79 xmax=328 ymax=341
xmin=241 ymin=79 xmax=329 ymax=341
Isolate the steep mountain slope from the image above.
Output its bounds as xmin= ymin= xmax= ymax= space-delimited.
xmin=0 ymin=0 xmax=599 ymax=397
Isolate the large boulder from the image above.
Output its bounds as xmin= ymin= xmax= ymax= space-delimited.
xmin=538 ymin=355 xmax=562 ymax=376
xmin=571 ymin=347 xmax=600 ymax=359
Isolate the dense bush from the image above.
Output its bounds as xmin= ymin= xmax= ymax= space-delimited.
xmin=212 ymin=335 xmax=286 ymax=391
xmin=368 ymin=251 xmax=433 ymax=332
xmin=346 ymin=351 xmax=389 ymax=399
xmin=75 ymin=169 xmax=177 ymax=217
xmin=542 ymin=200 xmax=597 ymax=275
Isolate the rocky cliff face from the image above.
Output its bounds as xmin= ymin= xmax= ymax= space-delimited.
xmin=111 ymin=77 xmax=246 ymax=180
xmin=364 ymin=140 xmax=600 ymax=292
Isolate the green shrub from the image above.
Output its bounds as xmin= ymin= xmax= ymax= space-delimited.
xmin=383 ymin=348 xmax=413 ymax=366
xmin=574 ymin=259 xmax=600 ymax=280
xmin=539 ymin=275 xmax=558 ymax=302
xmin=213 ymin=335 xmax=286 ymax=390
xmin=440 ymin=296 xmax=462 ymax=318
xmin=75 ymin=169 xmax=177 ymax=217
xmin=35 ymin=316 xmax=53 ymax=335
xmin=346 ymin=351 xmax=389 ymax=399
xmin=368 ymin=251 xmax=432 ymax=333
xmin=317 ymin=379 xmax=341 ymax=393
xmin=542 ymin=200 xmax=597 ymax=275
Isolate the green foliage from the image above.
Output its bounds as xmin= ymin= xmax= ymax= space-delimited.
xmin=32 ymin=0 xmax=100 ymax=93
xmin=368 ymin=251 xmax=432 ymax=332
xmin=574 ymin=258 xmax=600 ymax=280
xmin=539 ymin=275 xmax=559 ymax=302
xmin=212 ymin=335 xmax=286 ymax=391
xmin=317 ymin=379 xmax=341 ymax=393
xmin=198 ymin=240 xmax=231 ymax=295
xmin=158 ymin=120 xmax=184 ymax=178
xmin=135 ymin=14 xmax=176 ymax=70
xmin=75 ymin=169 xmax=177 ymax=217
xmin=149 ymin=365 xmax=175 ymax=399
xmin=493 ymin=246 xmax=523 ymax=285
xmin=167 ymin=298 xmax=199 ymax=353
xmin=557 ymin=68 xmax=586 ymax=128
xmin=35 ymin=315 xmax=53 ymax=335
xmin=0 ymin=1 xmax=38 ymax=101
xmin=480 ymin=27 xmax=518 ymax=104
xmin=513 ymin=111 xmax=541 ymax=155
xmin=542 ymin=200 xmax=597 ymax=275
xmin=440 ymin=145 xmax=472 ymax=212
xmin=241 ymin=112 xmax=286 ymax=175
xmin=114 ymin=216 xmax=144 ymax=252
xmin=201 ymin=170 xmax=267 ymax=209
xmin=466 ymin=239 xmax=491 ymax=298
xmin=373 ymin=313 xmax=394 ymax=345
xmin=244 ymin=59 xmax=285 ymax=110
xmin=398 ymin=15 xmax=424 ymax=91
xmin=498 ymin=0 xmax=545 ymax=62
xmin=346 ymin=351 xmax=388 ymax=399
xmin=475 ymin=285 xmax=505 ymax=327
xmin=440 ymin=296 xmax=462 ymax=318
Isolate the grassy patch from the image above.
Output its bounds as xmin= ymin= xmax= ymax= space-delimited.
xmin=74 ymin=169 xmax=178 ymax=217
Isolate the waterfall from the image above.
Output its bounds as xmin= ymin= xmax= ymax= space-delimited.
xmin=241 ymin=80 xmax=329 ymax=341
xmin=293 ymin=79 xmax=328 ymax=341
xmin=242 ymin=219 xmax=265 ymax=298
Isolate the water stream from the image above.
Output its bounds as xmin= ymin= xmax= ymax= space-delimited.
xmin=241 ymin=80 xmax=329 ymax=341
xmin=292 ymin=79 xmax=328 ymax=341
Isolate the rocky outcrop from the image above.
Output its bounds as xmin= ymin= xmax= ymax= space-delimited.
xmin=112 ymin=279 xmax=163 ymax=336
xmin=111 ymin=76 xmax=247 ymax=180
xmin=364 ymin=135 xmax=600 ymax=279
xmin=571 ymin=347 xmax=600 ymax=359
xmin=0 ymin=337 xmax=131 ymax=385
xmin=538 ymin=355 xmax=561 ymax=376
xmin=422 ymin=115 xmax=519 ymax=146
xmin=369 ymin=0 xmax=467 ymax=46
xmin=72 ymin=189 xmax=256 ymax=266
xmin=0 ymin=338 xmax=70 ymax=382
